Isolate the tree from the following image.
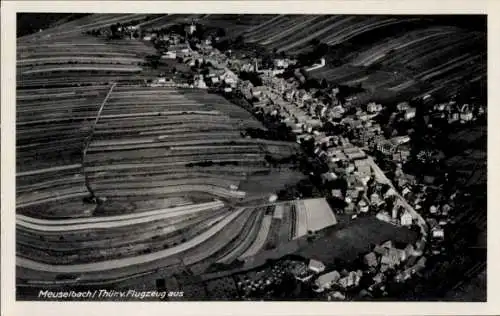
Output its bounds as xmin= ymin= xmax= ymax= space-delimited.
xmin=320 ymin=78 xmax=329 ymax=89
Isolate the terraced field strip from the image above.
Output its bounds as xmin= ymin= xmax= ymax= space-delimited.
xmin=90 ymin=178 xmax=239 ymax=191
xmin=17 ymin=204 xmax=225 ymax=233
xmin=322 ymin=17 xmax=379 ymax=45
xmin=239 ymin=15 xmax=282 ymax=37
xmin=17 ymin=208 xmax=229 ymax=253
xmin=94 ymin=184 xmax=247 ymax=199
xmin=89 ymin=173 xmax=244 ymax=184
xmin=17 ymin=200 xmax=223 ymax=226
xmin=293 ymin=200 xmax=308 ymax=239
xmin=239 ymin=214 xmax=273 ymax=259
xmin=20 ymin=64 xmax=143 ymax=75
xmin=16 ymin=186 xmax=90 ymax=209
xmin=16 ymin=164 xmax=82 ymax=178
xmin=216 ymin=207 xmax=265 ymax=263
xmin=273 ymin=203 xmax=284 ymax=219
xmin=359 ymin=27 xmax=459 ymax=67
xmin=17 ymin=175 xmax=86 ymax=195
xmin=277 ymin=15 xmax=344 ymax=52
xmin=245 ymin=16 xmax=301 ymax=43
xmin=18 ymin=211 xmax=232 ymax=265
xmin=86 ymin=138 xmax=262 ymax=152
xmin=18 ymin=56 xmax=144 ymax=66
xmin=327 ymin=17 xmax=409 ymax=45
xmin=180 ymin=208 xmax=254 ymax=265
xmin=302 ymin=198 xmax=337 ymax=232
xmin=262 ymin=215 xmax=282 ymax=250
xmin=17 ymin=208 xmax=246 ymax=273
xmin=418 ymin=54 xmax=483 ymax=82
xmin=20 ymin=14 xmax=152 ymax=42
xmin=289 ymin=203 xmax=297 ymax=240
xmin=261 ymin=15 xmax=320 ymax=46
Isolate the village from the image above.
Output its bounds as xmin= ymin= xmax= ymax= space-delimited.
xmin=103 ymin=21 xmax=487 ymax=300
xmin=14 ymin=14 xmax=486 ymax=303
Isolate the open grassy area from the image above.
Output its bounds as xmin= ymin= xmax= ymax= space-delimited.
xmin=298 ymin=216 xmax=418 ymax=267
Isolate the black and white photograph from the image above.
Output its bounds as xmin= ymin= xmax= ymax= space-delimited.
xmin=2 ymin=1 xmax=492 ymax=310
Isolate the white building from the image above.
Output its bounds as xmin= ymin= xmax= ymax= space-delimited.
xmin=162 ymin=51 xmax=177 ymax=59
xmin=404 ymin=108 xmax=417 ymax=120
xmin=308 ymin=259 xmax=326 ymax=274
xmin=400 ymin=210 xmax=413 ymax=226
xmin=367 ymin=102 xmax=383 ymax=113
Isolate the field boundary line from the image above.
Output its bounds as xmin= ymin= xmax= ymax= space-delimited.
xmin=81 ymin=82 xmax=117 ymax=199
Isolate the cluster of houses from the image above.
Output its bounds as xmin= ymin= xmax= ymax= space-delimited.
xmin=281 ymin=240 xmax=427 ymax=300
xmin=363 ymin=240 xmax=427 ymax=289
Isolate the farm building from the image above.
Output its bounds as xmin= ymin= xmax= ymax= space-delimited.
xmin=308 ymin=259 xmax=326 ymax=274
xmin=314 ymin=270 xmax=341 ymax=292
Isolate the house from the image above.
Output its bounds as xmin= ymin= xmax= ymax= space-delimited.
xmin=431 ymin=226 xmax=445 ymax=239
xmin=358 ymin=200 xmax=369 ymax=213
xmin=383 ymin=188 xmax=396 ymax=199
xmin=376 ymin=140 xmax=398 ymax=155
xmin=370 ymin=192 xmax=382 ymax=205
xmin=354 ymin=159 xmax=371 ymax=177
xmin=273 ymin=58 xmax=289 ymax=69
xmin=381 ymin=248 xmax=401 ymax=268
xmin=442 ymin=204 xmax=451 ymax=216
xmin=195 ymin=77 xmax=207 ymax=89
xmin=397 ymin=248 xmax=408 ymax=262
xmin=376 ymin=211 xmax=391 ymax=223
xmin=185 ymin=22 xmax=197 ymax=35
xmin=397 ymin=102 xmax=410 ymax=112
xmin=393 ymin=147 xmax=411 ymax=163
xmin=367 ymin=102 xmax=383 ymax=113
xmin=404 ymin=244 xmax=416 ymax=258
xmin=364 ymin=252 xmax=378 ymax=268
xmin=162 ymin=51 xmax=177 ymax=59
xmin=330 ymin=291 xmax=346 ymax=300
xmin=321 ymin=172 xmax=338 ymax=183
xmin=381 ymin=240 xmax=394 ymax=249
xmin=327 ymin=148 xmax=346 ymax=162
xmin=374 ymin=245 xmax=389 ymax=256
xmin=449 ymin=111 xmax=460 ymax=122
xmin=314 ymin=270 xmax=341 ymax=292
xmin=338 ymin=276 xmax=351 ymax=289
xmin=459 ymin=104 xmax=474 ymax=122
xmin=429 ymin=205 xmax=438 ymax=214
xmin=404 ymin=108 xmax=417 ymax=120
xmin=308 ymin=259 xmax=326 ymax=274
xmin=331 ymin=189 xmax=343 ymax=199
xmin=343 ymin=146 xmax=366 ymax=160
xmin=401 ymin=185 xmax=412 ymax=197
xmin=400 ymin=210 xmax=413 ymax=226
xmin=345 ymin=202 xmax=356 ymax=213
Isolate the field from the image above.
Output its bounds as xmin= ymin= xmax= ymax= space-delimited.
xmin=16 ymin=16 xmax=308 ymax=291
xmin=16 ymin=198 xmax=336 ymax=288
xmin=15 ymin=13 xmax=486 ymax=298
xmin=298 ymin=216 xmax=418 ymax=267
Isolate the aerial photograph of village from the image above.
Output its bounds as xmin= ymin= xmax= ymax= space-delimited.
xmin=15 ymin=13 xmax=486 ymax=301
